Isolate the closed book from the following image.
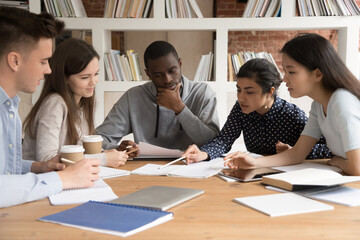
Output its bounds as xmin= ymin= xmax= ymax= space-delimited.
xmin=110 ymin=186 xmax=204 ymax=210
xmin=261 ymin=168 xmax=360 ymax=191
xmin=233 ymin=192 xmax=334 ymax=217
xmin=38 ymin=201 xmax=173 ymax=237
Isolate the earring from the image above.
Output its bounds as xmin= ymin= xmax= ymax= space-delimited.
xmin=264 ymin=105 xmax=268 ymax=109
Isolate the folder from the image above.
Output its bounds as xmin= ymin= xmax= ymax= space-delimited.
xmin=38 ymin=201 xmax=173 ymax=237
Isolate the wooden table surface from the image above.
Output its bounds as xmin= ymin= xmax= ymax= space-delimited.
xmin=1 ymin=160 xmax=360 ymax=240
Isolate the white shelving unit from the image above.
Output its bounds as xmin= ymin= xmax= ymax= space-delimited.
xmin=29 ymin=0 xmax=360 ymax=127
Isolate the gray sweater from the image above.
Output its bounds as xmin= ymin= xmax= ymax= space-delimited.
xmin=96 ymin=76 xmax=220 ymax=151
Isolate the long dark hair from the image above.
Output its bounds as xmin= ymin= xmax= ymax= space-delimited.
xmin=24 ymin=38 xmax=99 ymax=144
xmin=281 ymin=33 xmax=360 ymax=99
xmin=236 ymin=58 xmax=282 ymax=97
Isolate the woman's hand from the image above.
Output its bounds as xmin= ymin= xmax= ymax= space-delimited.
xmin=105 ymin=149 xmax=128 ymax=168
xmin=183 ymin=144 xmax=209 ymax=164
xmin=224 ymin=151 xmax=256 ymax=170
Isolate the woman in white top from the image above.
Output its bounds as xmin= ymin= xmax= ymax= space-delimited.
xmin=223 ymin=33 xmax=360 ymax=175
xmin=23 ymin=38 xmax=128 ymax=167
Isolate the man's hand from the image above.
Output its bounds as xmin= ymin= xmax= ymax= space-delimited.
xmin=117 ymin=140 xmax=139 ymax=158
xmin=57 ymin=159 xmax=100 ymax=189
xmin=31 ymin=155 xmax=65 ymax=174
xmin=156 ymin=83 xmax=185 ymax=114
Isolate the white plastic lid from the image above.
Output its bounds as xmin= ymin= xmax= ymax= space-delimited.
xmin=59 ymin=145 xmax=85 ymax=153
xmin=82 ymin=135 xmax=103 ymax=143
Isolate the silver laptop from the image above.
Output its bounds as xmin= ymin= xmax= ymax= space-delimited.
xmin=110 ymin=186 xmax=204 ymax=211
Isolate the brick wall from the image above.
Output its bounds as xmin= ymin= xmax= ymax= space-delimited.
xmin=215 ymin=0 xmax=360 ymax=71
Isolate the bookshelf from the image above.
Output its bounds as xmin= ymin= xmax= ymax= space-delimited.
xmin=28 ymin=0 xmax=360 ymax=129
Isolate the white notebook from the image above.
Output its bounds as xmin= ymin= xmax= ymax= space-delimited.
xmin=49 ymin=179 xmax=118 ymax=205
xmin=271 ymin=162 xmax=342 ymax=173
xmin=133 ymin=142 xmax=183 ymax=159
xmin=99 ymin=166 xmax=130 ymax=179
xmin=266 ymin=185 xmax=360 ymax=207
xmin=233 ymin=192 xmax=334 ymax=217
xmin=131 ymin=158 xmax=224 ymax=179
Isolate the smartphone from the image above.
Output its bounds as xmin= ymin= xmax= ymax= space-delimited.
xmin=218 ymin=168 xmax=283 ymax=182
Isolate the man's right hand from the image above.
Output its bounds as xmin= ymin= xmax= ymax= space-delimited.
xmin=117 ymin=140 xmax=140 ymax=158
xmin=57 ymin=159 xmax=100 ymax=190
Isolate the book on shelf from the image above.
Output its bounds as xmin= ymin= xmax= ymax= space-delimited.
xmin=0 ymin=0 xmax=29 ymax=10
xmin=104 ymin=0 xmax=153 ymax=18
xmin=194 ymin=52 xmax=213 ymax=81
xmin=297 ymin=0 xmax=360 ymax=16
xmin=165 ymin=0 xmax=203 ymax=18
xmin=243 ymin=0 xmax=281 ymax=18
xmin=42 ymin=0 xmax=87 ymax=17
xmin=261 ymin=168 xmax=360 ymax=191
xmin=228 ymin=51 xmax=281 ymax=80
xmin=38 ymin=201 xmax=174 ymax=237
xmin=104 ymin=49 xmax=142 ymax=81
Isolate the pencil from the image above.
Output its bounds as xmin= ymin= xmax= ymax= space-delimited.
xmin=158 ymin=156 xmax=186 ymax=169
xmin=61 ymin=158 xmax=75 ymax=165
xmin=126 ymin=145 xmax=133 ymax=149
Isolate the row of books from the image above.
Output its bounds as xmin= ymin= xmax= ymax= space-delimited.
xmin=243 ymin=0 xmax=282 ymax=18
xmin=165 ymin=0 xmax=203 ymax=18
xmin=104 ymin=50 xmax=143 ymax=81
xmin=104 ymin=0 xmax=153 ymax=18
xmin=42 ymin=0 xmax=87 ymax=17
xmin=228 ymin=51 xmax=280 ymax=81
xmin=297 ymin=0 xmax=360 ymax=16
xmin=0 ymin=0 xmax=29 ymax=10
xmin=194 ymin=52 xmax=214 ymax=81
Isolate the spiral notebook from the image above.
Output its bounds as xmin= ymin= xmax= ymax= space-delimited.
xmin=49 ymin=179 xmax=118 ymax=205
xmin=38 ymin=201 xmax=174 ymax=237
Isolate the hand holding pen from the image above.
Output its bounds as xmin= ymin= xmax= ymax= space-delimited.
xmin=223 ymin=151 xmax=255 ymax=170
xmin=117 ymin=140 xmax=139 ymax=158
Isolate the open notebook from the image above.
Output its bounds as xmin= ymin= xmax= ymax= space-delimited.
xmin=130 ymin=158 xmax=224 ymax=179
xmin=49 ymin=167 xmax=129 ymax=205
xmin=49 ymin=179 xmax=118 ymax=205
xmin=38 ymin=201 xmax=173 ymax=237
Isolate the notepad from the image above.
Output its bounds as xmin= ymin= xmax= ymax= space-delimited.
xmin=38 ymin=201 xmax=173 ymax=237
xmin=266 ymin=185 xmax=360 ymax=207
xmin=131 ymin=158 xmax=224 ymax=179
xmin=111 ymin=186 xmax=204 ymax=210
xmin=233 ymin=192 xmax=334 ymax=217
xmin=49 ymin=179 xmax=118 ymax=205
xmin=99 ymin=166 xmax=130 ymax=179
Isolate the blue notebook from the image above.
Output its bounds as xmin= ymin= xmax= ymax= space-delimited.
xmin=38 ymin=201 xmax=173 ymax=237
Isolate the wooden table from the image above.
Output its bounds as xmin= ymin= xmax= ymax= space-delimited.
xmin=1 ymin=160 xmax=360 ymax=240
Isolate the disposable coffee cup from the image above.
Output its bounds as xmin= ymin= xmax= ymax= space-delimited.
xmin=82 ymin=135 xmax=103 ymax=154
xmin=59 ymin=145 xmax=85 ymax=166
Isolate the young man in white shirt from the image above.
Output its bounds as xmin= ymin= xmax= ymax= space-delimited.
xmin=0 ymin=7 xmax=100 ymax=208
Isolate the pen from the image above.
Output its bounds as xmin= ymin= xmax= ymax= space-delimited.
xmin=211 ymin=151 xmax=249 ymax=168
xmin=61 ymin=158 xmax=75 ymax=165
xmin=211 ymin=158 xmax=233 ymax=168
xmin=158 ymin=156 xmax=186 ymax=169
xmin=126 ymin=148 xmax=139 ymax=155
